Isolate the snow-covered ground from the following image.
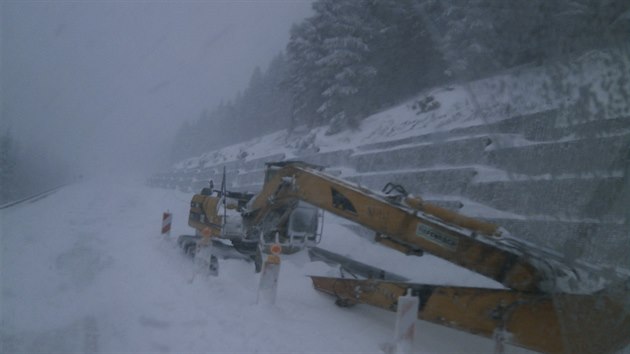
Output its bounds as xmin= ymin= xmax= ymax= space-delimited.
xmin=1 ymin=177 xmax=543 ymax=353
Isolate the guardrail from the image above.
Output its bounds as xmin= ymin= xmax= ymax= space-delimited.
xmin=0 ymin=185 xmax=66 ymax=210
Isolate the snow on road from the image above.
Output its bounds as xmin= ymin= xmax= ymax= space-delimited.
xmin=1 ymin=178 xmax=535 ymax=353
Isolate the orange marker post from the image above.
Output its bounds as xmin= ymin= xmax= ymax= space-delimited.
xmin=161 ymin=211 xmax=172 ymax=237
xmin=257 ymin=243 xmax=282 ymax=306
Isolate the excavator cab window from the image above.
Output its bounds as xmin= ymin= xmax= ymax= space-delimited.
xmin=287 ymin=203 xmax=319 ymax=243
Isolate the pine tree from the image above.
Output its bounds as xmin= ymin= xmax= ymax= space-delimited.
xmin=286 ymin=0 xmax=445 ymax=133
xmin=287 ymin=19 xmax=327 ymax=128
xmin=286 ymin=0 xmax=379 ymax=134
xmin=420 ymin=0 xmax=630 ymax=79
xmin=313 ymin=0 xmax=378 ymax=134
xmin=365 ymin=0 xmax=446 ymax=107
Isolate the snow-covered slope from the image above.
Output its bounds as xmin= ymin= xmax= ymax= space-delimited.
xmin=1 ymin=178 xmax=542 ymax=353
xmin=171 ymin=48 xmax=629 ymax=171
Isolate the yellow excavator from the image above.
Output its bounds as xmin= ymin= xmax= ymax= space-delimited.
xmin=179 ymin=161 xmax=630 ymax=354
xmin=179 ymin=163 xmax=323 ymax=270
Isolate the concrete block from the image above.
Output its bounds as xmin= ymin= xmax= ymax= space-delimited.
xmin=348 ymin=168 xmax=478 ymax=196
xmin=465 ymin=177 xmax=625 ymax=219
xmin=351 ymin=137 xmax=492 ymax=172
xmin=487 ymin=134 xmax=629 ymax=175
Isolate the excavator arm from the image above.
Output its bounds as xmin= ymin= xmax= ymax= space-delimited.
xmin=244 ymin=161 xmax=630 ymax=354
xmin=248 ymin=162 xmax=544 ymax=292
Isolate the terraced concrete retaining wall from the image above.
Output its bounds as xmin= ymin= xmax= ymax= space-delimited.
xmin=149 ymin=110 xmax=629 ymax=268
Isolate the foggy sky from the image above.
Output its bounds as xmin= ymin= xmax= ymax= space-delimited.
xmin=1 ymin=1 xmax=312 ymax=177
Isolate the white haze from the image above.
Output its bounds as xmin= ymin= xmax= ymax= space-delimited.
xmin=1 ymin=1 xmax=312 ymax=178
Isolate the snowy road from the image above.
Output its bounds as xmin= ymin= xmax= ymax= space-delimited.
xmin=1 ymin=178 xmax=536 ymax=353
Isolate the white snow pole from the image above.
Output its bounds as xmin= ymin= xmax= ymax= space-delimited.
xmin=189 ymin=227 xmax=218 ymax=283
xmin=161 ymin=211 xmax=172 ymax=237
xmin=392 ymin=288 xmax=419 ymax=354
xmin=256 ymin=242 xmax=282 ymax=306
xmin=194 ymin=241 xmax=218 ymax=277
xmin=493 ymin=328 xmax=506 ymax=354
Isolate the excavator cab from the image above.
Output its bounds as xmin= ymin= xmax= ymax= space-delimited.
xmin=252 ymin=202 xmax=322 ymax=272
xmin=249 ymin=161 xmax=325 ymax=254
xmin=254 ymin=201 xmax=322 ymax=256
xmin=286 ymin=202 xmax=322 ymax=247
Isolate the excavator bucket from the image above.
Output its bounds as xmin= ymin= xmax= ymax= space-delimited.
xmin=309 ymin=276 xmax=630 ymax=354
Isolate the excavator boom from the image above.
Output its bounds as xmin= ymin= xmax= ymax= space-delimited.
xmin=250 ymin=163 xmax=544 ymax=292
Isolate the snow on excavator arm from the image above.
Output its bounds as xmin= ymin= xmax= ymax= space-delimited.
xmin=247 ymin=161 xmax=630 ymax=354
